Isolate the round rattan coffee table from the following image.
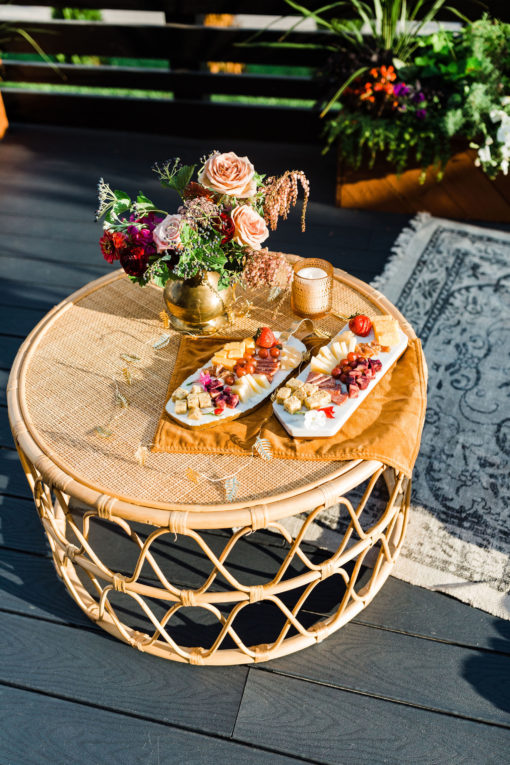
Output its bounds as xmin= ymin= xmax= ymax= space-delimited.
xmin=8 ymin=256 xmax=416 ymax=665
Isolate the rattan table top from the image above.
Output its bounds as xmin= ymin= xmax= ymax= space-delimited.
xmin=9 ymin=255 xmax=415 ymax=512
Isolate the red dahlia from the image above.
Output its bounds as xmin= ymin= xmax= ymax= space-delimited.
xmin=100 ymin=230 xmax=126 ymax=263
xmin=217 ymin=212 xmax=235 ymax=244
xmin=119 ymin=245 xmax=149 ymax=277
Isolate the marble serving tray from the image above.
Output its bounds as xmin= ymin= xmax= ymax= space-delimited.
xmin=165 ymin=332 xmax=307 ymax=430
xmin=272 ymin=323 xmax=409 ymax=439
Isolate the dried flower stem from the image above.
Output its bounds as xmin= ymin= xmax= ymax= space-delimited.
xmin=262 ymin=170 xmax=310 ymax=232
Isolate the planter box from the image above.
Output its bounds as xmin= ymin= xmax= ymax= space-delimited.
xmin=0 ymin=92 xmax=8 ymax=139
xmin=336 ymin=146 xmax=510 ymax=222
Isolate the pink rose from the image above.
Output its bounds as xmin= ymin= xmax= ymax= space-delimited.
xmin=198 ymin=151 xmax=257 ymax=198
xmin=231 ymin=205 xmax=269 ymax=250
xmin=153 ymin=214 xmax=182 ymax=252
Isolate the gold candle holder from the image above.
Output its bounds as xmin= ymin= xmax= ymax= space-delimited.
xmin=291 ymin=258 xmax=333 ymax=318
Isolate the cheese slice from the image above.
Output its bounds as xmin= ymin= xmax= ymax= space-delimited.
xmin=331 ymin=342 xmax=345 ymax=362
xmin=334 ymin=330 xmax=355 ymax=345
xmin=212 ymin=356 xmax=236 ymax=369
xmin=311 ymin=356 xmax=334 ymax=374
xmin=372 ymin=315 xmax=400 ymax=347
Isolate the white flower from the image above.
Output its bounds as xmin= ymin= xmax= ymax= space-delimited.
xmin=303 ymin=409 xmax=327 ymax=430
xmin=496 ymin=121 xmax=510 ymax=146
xmin=477 ymin=144 xmax=492 ymax=164
xmin=501 ymin=96 xmax=510 ymax=107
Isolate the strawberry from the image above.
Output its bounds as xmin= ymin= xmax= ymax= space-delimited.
xmin=254 ymin=326 xmax=277 ymax=348
xmin=348 ymin=314 xmax=372 ymax=337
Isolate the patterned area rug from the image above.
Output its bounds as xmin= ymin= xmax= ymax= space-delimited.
xmin=289 ymin=214 xmax=510 ymax=619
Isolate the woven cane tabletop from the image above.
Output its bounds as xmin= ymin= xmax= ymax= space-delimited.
xmin=11 ymin=255 xmax=414 ymax=511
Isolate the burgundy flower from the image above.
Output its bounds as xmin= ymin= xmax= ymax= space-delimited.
xmin=127 ymin=225 xmax=153 ymax=245
xmin=119 ymin=245 xmax=149 ymax=277
xmin=129 ymin=212 xmax=163 ymax=231
xmin=100 ymin=230 xmax=126 ymax=263
xmin=416 ymin=109 xmax=427 ymax=120
xmin=216 ymin=212 xmax=235 ymax=244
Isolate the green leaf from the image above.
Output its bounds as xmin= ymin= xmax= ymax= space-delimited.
xmin=112 ymin=189 xmax=131 ymax=216
xmin=135 ymin=192 xmax=157 ymax=214
xmin=161 ymin=164 xmax=196 ymax=194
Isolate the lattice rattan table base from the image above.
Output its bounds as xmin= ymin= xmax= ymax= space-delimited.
xmin=8 ymin=266 xmax=417 ymax=665
xmin=17 ymin=443 xmax=410 ymax=665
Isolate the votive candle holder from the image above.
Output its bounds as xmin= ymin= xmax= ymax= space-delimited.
xmin=291 ymin=258 xmax=333 ymax=318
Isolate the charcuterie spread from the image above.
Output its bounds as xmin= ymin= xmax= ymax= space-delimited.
xmin=165 ymin=327 xmax=306 ymax=428
xmin=272 ymin=314 xmax=409 ymax=438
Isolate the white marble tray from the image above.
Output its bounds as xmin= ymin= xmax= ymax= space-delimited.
xmin=165 ymin=332 xmax=307 ymax=429
xmin=272 ymin=323 xmax=408 ymax=439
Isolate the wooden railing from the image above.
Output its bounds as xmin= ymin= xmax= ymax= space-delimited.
xmin=1 ymin=1 xmax=507 ymax=142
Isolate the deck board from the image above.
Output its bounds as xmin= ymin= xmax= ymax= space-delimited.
xmin=1 ymin=122 xmax=510 ymax=763
xmin=0 ymin=610 xmax=248 ymax=737
xmin=0 ymin=685 xmax=304 ymax=765
xmin=234 ymin=670 xmax=510 ymax=765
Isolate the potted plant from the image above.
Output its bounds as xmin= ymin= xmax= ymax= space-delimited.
xmin=96 ymin=151 xmax=309 ymax=334
xmin=0 ymin=22 xmax=59 ymax=139
xmin=276 ymin=2 xmax=510 ymax=219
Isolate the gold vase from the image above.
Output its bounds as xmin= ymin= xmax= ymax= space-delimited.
xmin=163 ymin=271 xmax=232 ymax=335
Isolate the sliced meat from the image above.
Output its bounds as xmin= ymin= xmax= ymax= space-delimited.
xmin=255 ymin=363 xmax=279 ymax=375
xmin=348 ymin=383 xmax=360 ymax=399
xmin=318 ymin=379 xmax=338 ymax=389
xmin=306 ymin=372 xmax=329 ymax=384
xmin=330 ymin=390 xmax=347 ymax=406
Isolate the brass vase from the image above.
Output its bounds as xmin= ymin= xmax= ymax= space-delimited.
xmin=163 ymin=270 xmax=232 ymax=335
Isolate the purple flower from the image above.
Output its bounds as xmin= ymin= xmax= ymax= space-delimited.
xmin=393 ymin=82 xmax=410 ymax=97
xmin=416 ymin=109 xmax=427 ymax=120
xmin=413 ymin=92 xmax=425 ymax=103
xmin=128 ymin=225 xmax=153 ymax=245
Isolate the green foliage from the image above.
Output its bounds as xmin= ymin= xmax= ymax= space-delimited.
xmin=325 ymin=16 xmax=510 ymax=179
xmin=153 ymin=160 xmax=196 ymax=196
xmin=325 ymin=107 xmax=450 ymax=177
xmin=51 ymin=8 xmax=102 ymax=21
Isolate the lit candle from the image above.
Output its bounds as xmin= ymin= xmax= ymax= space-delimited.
xmin=291 ymin=259 xmax=333 ymax=318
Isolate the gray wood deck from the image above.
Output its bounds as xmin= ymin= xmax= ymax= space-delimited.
xmin=1 ymin=123 xmax=509 ymax=764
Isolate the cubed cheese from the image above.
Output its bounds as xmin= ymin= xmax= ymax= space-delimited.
xmin=284 ymin=395 xmax=302 ymax=414
xmin=305 ymin=390 xmax=331 ymax=410
xmin=172 ymin=387 xmax=188 ymax=401
xmin=188 ymin=407 xmax=202 ymax=421
xmin=198 ymin=392 xmax=212 ymax=408
xmin=191 ymin=384 xmax=202 ymax=395
xmin=302 ymin=383 xmax=319 ymax=396
xmin=276 ymin=386 xmax=291 ymax=403
xmin=294 ymin=387 xmax=308 ymax=402
xmin=287 ymin=378 xmax=304 ymax=390
xmin=187 ymin=394 xmax=200 ymax=409
xmin=175 ymin=400 xmax=187 ymax=415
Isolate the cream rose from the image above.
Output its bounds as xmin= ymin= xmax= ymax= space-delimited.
xmin=198 ymin=151 xmax=257 ymax=198
xmin=231 ymin=205 xmax=269 ymax=250
xmin=153 ymin=214 xmax=182 ymax=252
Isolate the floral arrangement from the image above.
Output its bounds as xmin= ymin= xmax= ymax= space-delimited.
xmin=272 ymin=2 xmax=510 ymax=180
xmin=96 ymin=151 xmax=309 ymax=290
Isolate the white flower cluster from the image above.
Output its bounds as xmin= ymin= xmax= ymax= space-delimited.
xmin=474 ymin=96 xmax=510 ymax=176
